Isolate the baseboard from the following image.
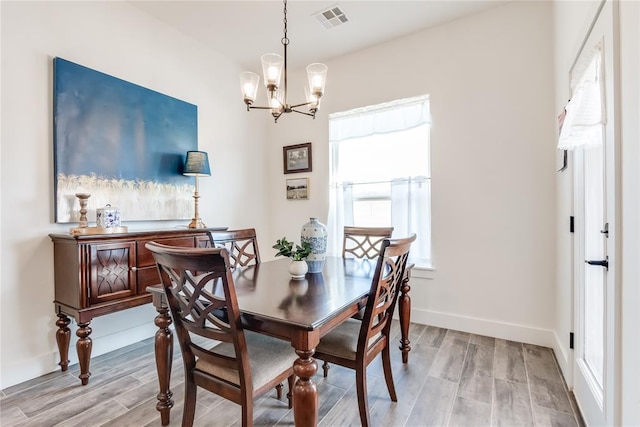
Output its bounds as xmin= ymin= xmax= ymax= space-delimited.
xmin=409 ymin=308 xmax=556 ymax=348
xmin=0 ymin=322 xmax=157 ymax=390
xmin=552 ymin=330 xmax=574 ymax=387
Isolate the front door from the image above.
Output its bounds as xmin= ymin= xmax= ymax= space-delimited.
xmin=571 ymin=1 xmax=618 ymax=425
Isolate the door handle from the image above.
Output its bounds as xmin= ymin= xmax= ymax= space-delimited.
xmin=585 ymin=258 xmax=608 ymax=270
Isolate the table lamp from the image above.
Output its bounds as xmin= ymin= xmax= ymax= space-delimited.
xmin=183 ymin=151 xmax=211 ymax=229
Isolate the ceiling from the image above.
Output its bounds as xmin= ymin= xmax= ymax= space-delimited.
xmin=129 ymin=1 xmax=506 ymax=71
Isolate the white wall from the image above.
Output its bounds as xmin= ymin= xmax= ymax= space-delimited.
xmin=0 ymin=1 xmax=270 ymax=388
xmin=265 ymin=1 xmax=558 ymax=346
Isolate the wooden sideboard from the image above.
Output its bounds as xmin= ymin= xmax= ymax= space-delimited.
xmin=49 ymin=228 xmax=226 ymax=385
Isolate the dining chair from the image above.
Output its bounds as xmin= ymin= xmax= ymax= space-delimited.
xmin=145 ymin=242 xmax=296 ymax=427
xmin=314 ymin=234 xmax=416 ymax=427
xmin=207 ymin=228 xmax=261 ymax=267
xmin=319 ymin=226 xmax=396 ymax=379
xmin=206 ymin=228 xmax=291 ymax=399
xmin=342 ymin=226 xmax=394 ymax=259
xmin=341 ymin=226 xmax=395 ymax=319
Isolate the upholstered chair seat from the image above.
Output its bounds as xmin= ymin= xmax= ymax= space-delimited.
xmin=315 ymin=319 xmax=381 ymax=360
xmin=197 ymin=331 xmax=297 ymax=390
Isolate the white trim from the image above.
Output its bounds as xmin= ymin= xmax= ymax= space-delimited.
xmin=410 ymin=265 xmax=435 ymax=280
xmin=553 ymin=330 xmax=574 ymax=387
xmin=410 ymin=307 xmax=555 ymax=348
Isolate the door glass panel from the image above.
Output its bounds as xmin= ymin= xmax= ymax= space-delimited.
xmin=582 ymin=143 xmax=605 ymax=389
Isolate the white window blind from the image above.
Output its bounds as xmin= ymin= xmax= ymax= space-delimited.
xmin=558 ymin=43 xmax=605 ymax=150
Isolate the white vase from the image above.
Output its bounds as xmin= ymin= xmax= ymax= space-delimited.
xmin=289 ymin=259 xmax=308 ymax=279
xmin=301 ymin=217 xmax=328 ymax=273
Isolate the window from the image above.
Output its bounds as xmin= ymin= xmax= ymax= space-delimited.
xmin=327 ymin=95 xmax=431 ymax=266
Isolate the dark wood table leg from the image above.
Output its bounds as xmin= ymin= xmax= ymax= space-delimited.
xmin=76 ymin=321 xmax=92 ymax=385
xmin=398 ymin=266 xmax=413 ymax=364
xmin=154 ymin=304 xmax=174 ymax=426
xmin=293 ymin=349 xmax=318 ymax=427
xmin=55 ymin=313 xmax=71 ymax=372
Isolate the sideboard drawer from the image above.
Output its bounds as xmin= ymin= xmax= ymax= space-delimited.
xmin=137 ymin=265 xmax=162 ymax=291
xmin=137 ymin=236 xmax=197 ymax=267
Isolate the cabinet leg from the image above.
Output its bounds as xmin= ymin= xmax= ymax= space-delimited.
xmin=398 ymin=275 xmax=412 ymax=364
xmin=76 ymin=322 xmax=92 ymax=385
xmin=55 ymin=313 xmax=71 ymax=372
xmin=154 ymin=305 xmax=174 ymax=426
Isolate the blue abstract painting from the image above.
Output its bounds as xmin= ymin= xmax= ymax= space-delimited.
xmin=54 ymin=57 xmax=198 ymax=223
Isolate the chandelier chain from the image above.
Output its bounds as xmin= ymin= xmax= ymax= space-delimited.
xmin=282 ymin=0 xmax=289 ymax=46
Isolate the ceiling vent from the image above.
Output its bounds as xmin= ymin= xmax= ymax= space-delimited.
xmin=314 ymin=5 xmax=349 ymax=29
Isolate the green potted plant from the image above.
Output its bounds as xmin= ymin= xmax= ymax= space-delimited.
xmin=273 ymin=237 xmax=312 ymax=279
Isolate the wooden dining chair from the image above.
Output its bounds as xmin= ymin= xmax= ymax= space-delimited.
xmin=207 ymin=228 xmax=261 ymax=267
xmin=314 ymin=234 xmax=416 ymax=427
xmin=206 ymin=228 xmax=290 ymax=399
xmin=341 ymin=226 xmax=395 ymax=319
xmin=342 ymin=226 xmax=417 ymax=366
xmin=146 ymin=242 xmax=296 ymax=427
xmin=342 ymin=226 xmax=394 ymax=259
xmin=319 ymin=226 xmax=397 ymax=379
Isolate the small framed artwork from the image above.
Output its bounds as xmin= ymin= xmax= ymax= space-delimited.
xmin=286 ymin=178 xmax=309 ymax=200
xmin=283 ymin=142 xmax=312 ymax=174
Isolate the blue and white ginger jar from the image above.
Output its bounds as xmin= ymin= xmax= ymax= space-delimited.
xmin=301 ymin=217 xmax=328 ymax=273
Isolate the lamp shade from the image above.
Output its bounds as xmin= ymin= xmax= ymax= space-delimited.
xmin=240 ymin=71 xmax=260 ymax=105
xmin=183 ymin=151 xmax=211 ymax=176
xmin=306 ymin=63 xmax=328 ymax=98
xmin=261 ymin=53 xmax=284 ymax=90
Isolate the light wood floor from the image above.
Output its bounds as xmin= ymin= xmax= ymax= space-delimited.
xmin=1 ymin=322 xmax=584 ymax=427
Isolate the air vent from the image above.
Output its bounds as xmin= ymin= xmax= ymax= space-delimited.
xmin=314 ymin=4 xmax=349 ymax=29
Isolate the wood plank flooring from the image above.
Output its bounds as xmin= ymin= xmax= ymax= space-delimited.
xmin=1 ymin=322 xmax=584 ymax=426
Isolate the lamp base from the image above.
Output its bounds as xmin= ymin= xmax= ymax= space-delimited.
xmin=187 ymin=218 xmax=206 ymax=229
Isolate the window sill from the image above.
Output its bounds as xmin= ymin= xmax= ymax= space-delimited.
xmin=409 ymin=264 xmax=435 ymax=280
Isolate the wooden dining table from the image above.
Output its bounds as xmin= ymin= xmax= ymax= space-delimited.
xmin=147 ymin=255 xmax=414 ymax=427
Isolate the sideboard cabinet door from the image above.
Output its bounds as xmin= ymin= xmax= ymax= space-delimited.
xmin=88 ymin=241 xmax=137 ymax=305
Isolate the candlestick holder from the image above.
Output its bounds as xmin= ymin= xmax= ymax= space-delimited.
xmin=75 ymin=193 xmax=91 ymax=228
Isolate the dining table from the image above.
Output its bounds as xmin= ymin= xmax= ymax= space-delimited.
xmin=147 ymin=255 xmax=414 ymax=427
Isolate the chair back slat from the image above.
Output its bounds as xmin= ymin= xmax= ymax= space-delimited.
xmin=146 ymin=242 xmax=253 ymax=391
xmin=358 ymin=234 xmax=416 ymax=357
xmin=343 ymin=226 xmax=394 ymax=259
xmin=207 ymin=228 xmax=261 ymax=267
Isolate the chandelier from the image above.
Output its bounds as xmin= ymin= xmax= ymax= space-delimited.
xmin=240 ymin=0 xmax=328 ymax=123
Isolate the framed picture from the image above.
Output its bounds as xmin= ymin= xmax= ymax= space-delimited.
xmin=286 ymin=178 xmax=309 ymax=200
xmin=283 ymin=142 xmax=312 ymax=174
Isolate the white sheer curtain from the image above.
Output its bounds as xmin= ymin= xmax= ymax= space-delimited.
xmin=391 ymin=177 xmax=431 ymax=264
xmin=327 ymin=96 xmax=431 ymax=264
xmin=558 ymin=44 xmax=605 ymax=150
xmin=327 ymin=183 xmax=353 ymax=256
